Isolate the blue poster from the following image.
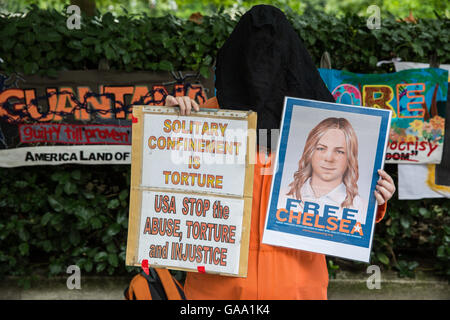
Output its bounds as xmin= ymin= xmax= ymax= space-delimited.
xmin=262 ymin=97 xmax=391 ymax=262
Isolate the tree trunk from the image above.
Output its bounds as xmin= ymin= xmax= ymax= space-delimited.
xmin=70 ymin=0 xmax=96 ymax=17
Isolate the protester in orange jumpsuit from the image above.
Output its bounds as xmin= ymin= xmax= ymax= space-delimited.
xmin=165 ymin=5 xmax=395 ymax=300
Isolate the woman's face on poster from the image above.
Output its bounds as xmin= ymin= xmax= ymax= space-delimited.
xmin=311 ymin=128 xmax=348 ymax=184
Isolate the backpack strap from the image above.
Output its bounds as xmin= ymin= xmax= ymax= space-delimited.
xmin=140 ymin=269 xmax=167 ymax=300
xmin=125 ymin=273 xmax=152 ymax=300
xmin=173 ymin=277 xmax=187 ymax=300
xmin=154 ymin=268 xmax=185 ymax=300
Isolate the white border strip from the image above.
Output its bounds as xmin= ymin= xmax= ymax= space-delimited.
xmin=0 ymin=145 xmax=132 ymax=167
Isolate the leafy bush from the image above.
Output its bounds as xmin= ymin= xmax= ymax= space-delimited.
xmin=0 ymin=6 xmax=449 ymax=286
xmin=328 ymin=165 xmax=450 ymax=280
xmin=371 ymin=165 xmax=450 ymax=279
xmin=0 ymin=166 xmax=133 ymax=287
xmin=0 ymin=6 xmax=448 ymax=77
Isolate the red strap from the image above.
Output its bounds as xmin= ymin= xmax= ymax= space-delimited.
xmin=197 ymin=266 xmax=206 ymax=273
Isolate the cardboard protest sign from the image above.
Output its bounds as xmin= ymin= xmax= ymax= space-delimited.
xmin=0 ymin=70 xmax=213 ymax=167
xmin=262 ymin=97 xmax=391 ymax=263
xmin=318 ymin=68 xmax=448 ymax=164
xmin=126 ymin=105 xmax=256 ymax=277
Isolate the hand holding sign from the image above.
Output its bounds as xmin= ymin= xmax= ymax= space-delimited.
xmin=374 ymin=169 xmax=396 ymax=205
xmin=165 ymin=95 xmax=200 ymax=115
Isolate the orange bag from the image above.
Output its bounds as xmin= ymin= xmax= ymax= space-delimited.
xmin=124 ymin=268 xmax=186 ymax=300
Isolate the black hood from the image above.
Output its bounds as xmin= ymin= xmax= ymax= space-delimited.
xmin=215 ymin=5 xmax=335 ymax=149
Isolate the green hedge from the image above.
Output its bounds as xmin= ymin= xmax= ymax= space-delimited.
xmin=0 ymin=7 xmax=449 ymax=287
xmin=1 ymin=5 xmax=449 ymax=77
xmin=0 ymin=165 xmax=132 ymax=287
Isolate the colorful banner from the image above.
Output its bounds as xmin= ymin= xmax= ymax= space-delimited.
xmin=262 ymin=97 xmax=391 ymax=262
xmin=394 ymin=62 xmax=450 ymax=199
xmin=319 ymin=68 xmax=448 ymax=164
xmin=0 ymin=70 xmax=213 ymax=167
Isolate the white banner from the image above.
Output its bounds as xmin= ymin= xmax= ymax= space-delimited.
xmin=0 ymin=145 xmax=131 ymax=167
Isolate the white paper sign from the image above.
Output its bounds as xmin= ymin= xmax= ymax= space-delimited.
xmin=141 ymin=114 xmax=248 ymax=196
xmin=137 ymin=191 xmax=244 ymax=274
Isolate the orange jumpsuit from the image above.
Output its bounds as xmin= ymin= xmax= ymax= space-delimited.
xmin=184 ymin=97 xmax=387 ymax=300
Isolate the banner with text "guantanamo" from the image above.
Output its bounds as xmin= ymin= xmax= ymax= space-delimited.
xmin=126 ymin=105 xmax=256 ymax=277
xmin=262 ymin=97 xmax=391 ymax=263
xmin=0 ymin=70 xmax=213 ymax=167
xmin=318 ymin=68 xmax=448 ymax=164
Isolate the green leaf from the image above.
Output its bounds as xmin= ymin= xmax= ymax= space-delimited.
xmin=122 ymin=53 xmax=131 ymax=65
xmin=13 ymin=180 xmax=28 ymax=188
xmin=41 ymin=240 xmax=53 ymax=252
xmin=411 ymin=43 xmax=424 ymax=57
xmin=327 ymin=259 xmax=340 ymax=270
xmin=377 ymin=252 xmax=390 ymax=265
xmin=49 ymin=263 xmax=62 ymax=275
xmin=179 ymin=46 xmax=188 ymax=58
xmin=408 ymin=261 xmax=419 ymax=270
xmin=91 ymin=217 xmax=103 ymax=229
xmin=2 ymin=24 xmax=17 ymax=37
xmin=96 ymin=262 xmax=106 ymax=273
xmin=14 ymin=43 xmax=27 ymax=58
xmin=94 ymin=251 xmax=108 ymax=262
xmin=64 ymin=181 xmax=77 ymax=195
xmin=46 ymin=32 xmax=62 ymax=42
xmin=119 ymin=190 xmax=128 ymax=201
xmin=107 ymin=199 xmax=120 ymax=209
xmin=3 ymin=38 xmax=15 ymax=51
xmin=23 ymin=32 xmax=35 ymax=45
xmin=106 ymin=223 xmax=121 ymax=236
xmin=158 ymin=60 xmax=173 ymax=71
xmin=106 ymin=243 xmax=116 ymax=253
xmin=116 ymin=213 xmax=127 ymax=226
xmin=437 ymin=245 xmax=446 ymax=258
xmin=18 ymin=228 xmax=30 ymax=242
xmin=48 ymin=196 xmax=63 ymax=212
xmin=83 ymin=191 xmax=95 ymax=199
xmin=84 ymin=260 xmax=93 ymax=272
xmin=19 ymin=243 xmax=29 ymax=256
xmin=81 ymin=37 xmax=97 ymax=45
xmin=104 ymin=44 xmax=115 ymax=60
xmin=95 ymin=43 xmax=102 ymax=54
xmin=68 ymin=40 xmax=83 ymax=50
xmin=108 ymin=253 xmax=118 ymax=267
xmin=418 ymin=207 xmax=430 ymax=218
xmin=71 ymin=170 xmax=81 ymax=180
xmin=23 ymin=62 xmax=39 ymax=75
xmin=199 ymin=65 xmax=210 ymax=78
xmin=46 ymin=68 xmax=59 ymax=78
xmin=102 ymin=12 xmax=115 ymax=26
xmin=41 ymin=212 xmax=53 ymax=226
xmin=69 ymin=229 xmax=80 ymax=246
xmin=203 ymin=55 xmax=213 ymax=65
xmin=400 ymin=216 xmax=410 ymax=229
